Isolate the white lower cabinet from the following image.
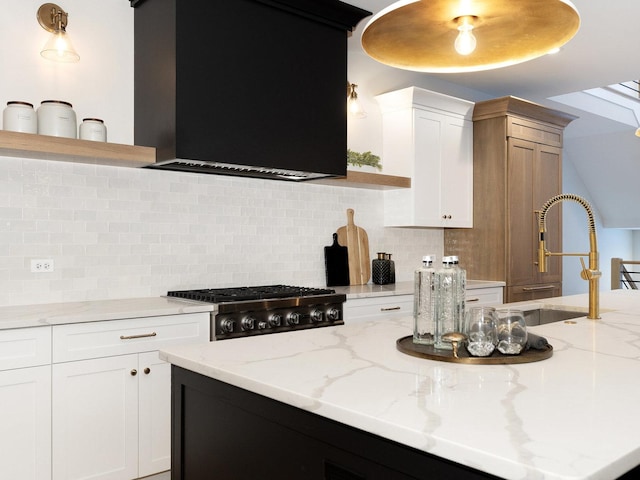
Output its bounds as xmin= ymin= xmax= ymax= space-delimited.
xmin=0 ymin=365 xmax=51 ymax=480
xmin=52 ymin=312 xmax=209 ymax=480
xmin=343 ymin=287 xmax=504 ymax=324
xmin=0 ymin=326 xmax=52 ymax=480
xmin=53 ymin=354 xmax=139 ymax=480
xmin=138 ymin=351 xmax=171 ymax=477
xmin=344 ymin=295 xmax=413 ymax=323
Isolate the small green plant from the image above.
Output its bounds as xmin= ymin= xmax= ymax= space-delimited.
xmin=347 ymin=149 xmax=382 ymax=171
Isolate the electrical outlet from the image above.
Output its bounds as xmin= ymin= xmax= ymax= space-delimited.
xmin=31 ymin=259 xmax=54 ymax=273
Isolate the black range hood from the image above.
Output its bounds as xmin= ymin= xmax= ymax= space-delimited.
xmin=133 ymin=0 xmax=371 ymax=181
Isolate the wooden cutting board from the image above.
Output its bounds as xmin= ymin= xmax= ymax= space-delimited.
xmin=336 ymin=208 xmax=370 ymax=285
xmin=324 ymin=233 xmax=350 ymax=287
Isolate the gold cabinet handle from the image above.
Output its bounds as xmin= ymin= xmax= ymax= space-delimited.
xmin=144 ymin=367 xmax=151 ymax=375
xmin=120 ymin=332 xmax=157 ymax=340
xmin=522 ymin=285 xmax=556 ymax=291
xmin=380 ymin=306 xmax=401 ymax=311
xmin=130 ymin=369 xmax=137 ymax=376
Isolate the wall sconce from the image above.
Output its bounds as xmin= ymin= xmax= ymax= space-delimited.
xmin=347 ymin=82 xmax=366 ymax=118
xmin=37 ymin=3 xmax=80 ymax=62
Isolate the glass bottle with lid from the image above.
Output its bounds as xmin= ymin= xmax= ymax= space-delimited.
xmin=450 ymin=255 xmax=467 ymax=333
xmin=434 ymin=256 xmax=458 ymax=350
xmin=413 ymin=255 xmax=436 ymax=345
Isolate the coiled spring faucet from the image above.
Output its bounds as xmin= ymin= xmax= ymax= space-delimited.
xmin=536 ymin=194 xmax=600 ymax=319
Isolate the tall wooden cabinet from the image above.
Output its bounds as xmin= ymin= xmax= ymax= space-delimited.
xmin=445 ymin=97 xmax=576 ymax=303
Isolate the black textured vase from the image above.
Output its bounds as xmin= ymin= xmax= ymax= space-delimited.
xmin=385 ymin=253 xmax=396 ymax=284
xmin=372 ymin=253 xmax=391 ymax=285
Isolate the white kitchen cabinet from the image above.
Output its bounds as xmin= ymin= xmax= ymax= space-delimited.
xmin=343 ymin=286 xmax=503 ymax=324
xmin=344 ymin=294 xmax=413 ymax=323
xmin=0 ymin=326 xmax=52 ymax=480
xmin=53 ymin=354 xmax=139 ymax=480
xmin=376 ymin=87 xmax=474 ymax=227
xmin=52 ymin=313 xmax=209 ymax=480
xmin=138 ymin=351 xmax=171 ymax=478
xmin=465 ymin=286 xmax=504 ymax=307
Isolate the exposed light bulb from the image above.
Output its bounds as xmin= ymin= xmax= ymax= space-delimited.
xmin=635 ymin=127 xmax=640 ymax=138
xmin=454 ymin=18 xmax=477 ymax=55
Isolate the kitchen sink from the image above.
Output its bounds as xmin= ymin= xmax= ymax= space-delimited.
xmin=521 ymin=307 xmax=587 ymax=326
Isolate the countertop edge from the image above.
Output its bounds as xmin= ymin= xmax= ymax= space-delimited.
xmin=0 ymin=297 xmax=214 ymax=330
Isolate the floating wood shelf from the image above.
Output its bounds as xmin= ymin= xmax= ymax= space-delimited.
xmin=0 ymin=130 xmax=156 ymax=168
xmin=312 ymin=170 xmax=411 ymax=189
xmin=0 ymin=131 xmax=409 ymax=189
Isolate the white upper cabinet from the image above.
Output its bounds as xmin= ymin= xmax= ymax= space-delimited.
xmin=376 ymin=87 xmax=474 ymax=227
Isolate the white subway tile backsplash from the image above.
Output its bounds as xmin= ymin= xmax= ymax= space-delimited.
xmin=0 ymin=156 xmax=444 ymax=306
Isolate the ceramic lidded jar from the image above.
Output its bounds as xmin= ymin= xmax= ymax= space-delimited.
xmin=372 ymin=252 xmax=392 ymax=285
xmin=37 ymin=100 xmax=77 ymax=138
xmin=3 ymin=101 xmax=37 ymax=133
xmin=79 ymin=118 xmax=107 ymax=142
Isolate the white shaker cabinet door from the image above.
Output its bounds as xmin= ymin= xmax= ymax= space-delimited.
xmin=53 ymin=354 xmax=139 ymax=480
xmin=0 ymin=365 xmax=51 ymax=480
xmin=138 ymin=351 xmax=171 ymax=477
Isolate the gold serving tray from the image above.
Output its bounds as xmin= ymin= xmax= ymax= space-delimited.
xmin=396 ymin=336 xmax=553 ymax=365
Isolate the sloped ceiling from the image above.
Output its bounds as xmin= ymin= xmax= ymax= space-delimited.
xmin=347 ymin=0 xmax=640 ymax=228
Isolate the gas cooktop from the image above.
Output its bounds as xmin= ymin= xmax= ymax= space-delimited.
xmin=167 ymin=284 xmax=337 ymax=303
xmin=166 ymin=285 xmax=346 ymax=340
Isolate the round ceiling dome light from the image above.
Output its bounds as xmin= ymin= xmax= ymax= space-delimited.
xmin=361 ymin=0 xmax=580 ymax=73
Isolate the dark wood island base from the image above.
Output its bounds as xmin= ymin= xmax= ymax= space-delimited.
xmin=171 ymin=366 xmax=502 ymax=480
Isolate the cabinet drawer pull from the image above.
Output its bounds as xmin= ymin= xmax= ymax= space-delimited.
xmin=144 ymin=367 xmax=151 ymax=375
xmin=131 ymin=369 xmax=137 ymax=376
xmin=380 ymin=306 xmax=401 ymax=312
xmin=120 ymin=332 xmax=157 ymax=340
xmin=522 ymin=285 xmax=556 ymax=292
xmin=466 ymin=298 xmax=480 ymax=302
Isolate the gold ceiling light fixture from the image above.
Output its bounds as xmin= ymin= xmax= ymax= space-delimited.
xmin=37 ymin=3 xmax=80 ymax=63
xmin=361 ymin=0 xmax=580 ymax=73
xmin=347 ymin=82 xmax=367 ymax=118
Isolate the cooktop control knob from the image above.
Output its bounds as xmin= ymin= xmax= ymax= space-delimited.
xmin=241 ymin=316 xmax=256 ymax=331
xmin=268 ymin=314 xmax=282 ymax=327
xmin=258 ymin=320 xmax=268 ymax=329
xmin=310 ymin=309 xmax=323 ymax=323
xmin=220 ymin=318 xmax=235 ymax=334
xmin=326 ymin=308 xmax=340 ymax=321
xmin=287 ymin=312 xmax=301 ymax=325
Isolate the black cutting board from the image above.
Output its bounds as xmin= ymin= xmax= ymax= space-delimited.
xmin=324 ymin=233 xmax=350 ymax=287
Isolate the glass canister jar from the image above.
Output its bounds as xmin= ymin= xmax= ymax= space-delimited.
xmin=79 ymin=118 xmax=107 ymax=142
xmin=3 ymin=101 xmax=37 ymax=133
xmin=37 ymin=100 xmax=77 ymax=138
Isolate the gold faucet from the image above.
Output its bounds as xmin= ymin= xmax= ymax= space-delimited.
xmin=535 ymin=194 xmax=601 ymax=319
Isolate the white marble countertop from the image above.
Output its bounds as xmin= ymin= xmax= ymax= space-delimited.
xmin=333 ymin=279 xmax=505 ymax=298
xmin=0 ymin=297 xmax=214 ymax=330
xmin=160 ymin=290 xmax=640 ymax=480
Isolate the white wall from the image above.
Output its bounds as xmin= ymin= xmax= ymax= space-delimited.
xmin=0 ymin=1 xmax=443 ymax=307
xmin=561 ymin=148 xmax=633 ymax=295
xmin=0 ymin=0 xmax=134 ymax=144
xmin=1 ymin=1 xmax=633 ymax=307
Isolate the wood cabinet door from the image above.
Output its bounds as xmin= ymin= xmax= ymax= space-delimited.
xmin=53 ymin=355 xmax=138 ymax=480
xmin=534 ymin=143 xmax=563 ymax=284
xmin=0 ymin=365 xmax=51 ymax=480
xmin=507 ymin=138 xmax=562 ymax=287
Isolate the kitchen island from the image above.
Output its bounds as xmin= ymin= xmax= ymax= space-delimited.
xmin=160 ymin=290 xmax=640 ymax=479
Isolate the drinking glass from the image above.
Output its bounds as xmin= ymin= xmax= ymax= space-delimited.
xmin=496 ymin=309 xmax=527 ymax=355
xmin=465 ymin=306 xmax=497 ymax=357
